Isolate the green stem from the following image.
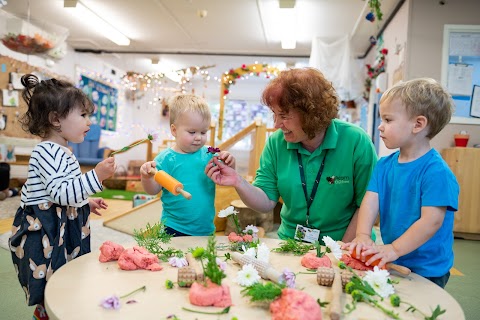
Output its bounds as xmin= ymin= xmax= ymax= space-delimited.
xmin=182 ymin=306 xmax=230 ymax=315
xmin=110 ymin=138 xmax=150 ymax=156
xmin=401 ymin=301 xmax=427 ymax=318
xmin=232 ymin=214 xmax=242 ymax=234
xmin=119 ymin=285 xmax=146 ymax=299
xmin=370 ymin=299 xmax=399 ymax=319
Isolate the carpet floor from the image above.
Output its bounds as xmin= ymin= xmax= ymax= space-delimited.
xmin=0 ymin=196 xmax=20 ymax=220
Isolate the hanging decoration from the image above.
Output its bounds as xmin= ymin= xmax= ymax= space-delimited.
xmin=365 ymin=12 xmax=375 ymax=22
xmin=0 ymin=10 xmax=69 ymax=58
xmin=367 ymin=0 xmax=383 ymax=22
xmin=364 ymin=48 xmax=388 ymax=100
xmin=176 ymin=64 xmax=215 ymax=94
xmin=121 ymin=71 xmax=175 ymax=102
xmin=217 ymin=63 xmax=280 ymax=140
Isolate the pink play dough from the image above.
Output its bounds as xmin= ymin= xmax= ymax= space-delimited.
xmin=98 ymin=241 xmax=125 ymax=262
xmin=300 ymin=252 xmax=332 ymax=268
xmin=270 ymin=288 xmax=322 ymax=320
xmin=117 ymin=246 xmax=163 ymax=271
xmin=189 ymin=280 xmax=232 ymax=307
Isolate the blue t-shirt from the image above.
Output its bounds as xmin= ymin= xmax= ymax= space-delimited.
xmin=154 ymin=146 xmax=215 ymax=236
xmin=368 ymin=149 xmax=459 ymax=277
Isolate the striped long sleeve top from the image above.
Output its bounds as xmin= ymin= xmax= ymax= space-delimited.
xmin=20 ymin=141 xmax=103 ymax=208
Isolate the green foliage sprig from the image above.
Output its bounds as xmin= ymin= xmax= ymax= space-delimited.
xmin=339 ymin=262 xmax=446 ymax=320
xmin=368 ymin=0 xmax=383 ymax=21
xmin=241 ymin=282 xmax=285 ymax=303
xmin=192 ymin=235 xmax=226 ymax=286
xmin=390 ymin=294 xmax=446 ymax=320
xmin=133 ymin=222 xmax=183 ymax=261
xmin=271 ymin=238 xmax=314 ymax=255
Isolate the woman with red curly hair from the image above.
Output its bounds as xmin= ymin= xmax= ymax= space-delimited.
xmin=206 ymin=68 xmax=377 ymax=244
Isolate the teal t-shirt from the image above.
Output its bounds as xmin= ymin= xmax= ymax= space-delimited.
xmin=154 ymin=146 xmax=215 ymax=236
xmin=253 ymin=119 xmax=377 ymax=241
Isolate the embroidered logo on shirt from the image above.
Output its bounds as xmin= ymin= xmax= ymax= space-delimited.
xmin=326 ymin=176 xmax=350 ymax=184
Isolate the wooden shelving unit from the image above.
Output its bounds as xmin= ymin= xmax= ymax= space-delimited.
xmin=442 ymin=147 xmax=480 ymax=240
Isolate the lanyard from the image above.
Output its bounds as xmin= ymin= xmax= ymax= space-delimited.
xmin=296 ymin=149 xmax=328 ymax=227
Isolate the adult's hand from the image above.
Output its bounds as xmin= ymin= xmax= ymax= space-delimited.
xmin=205 ymin=157 xmax=240 ymax=187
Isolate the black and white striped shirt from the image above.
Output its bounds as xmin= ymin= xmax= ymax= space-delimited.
xmin=20 ymin=141 xmax=103 ymax=208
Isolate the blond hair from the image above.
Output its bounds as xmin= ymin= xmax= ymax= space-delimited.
xmin=380 ymin=78 xmax=454 ymax=139
xmin=168 ymin=94 xmax=211 ymax=125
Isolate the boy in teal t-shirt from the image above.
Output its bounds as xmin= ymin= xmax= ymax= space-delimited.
xmin=140 ymin=94 xmax=235 ymax=236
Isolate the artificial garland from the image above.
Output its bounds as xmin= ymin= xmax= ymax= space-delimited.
xmin=364 ymin=48 xmax=388 ymax=100
xmin=367 ymin=0 xmax=383 ymax=22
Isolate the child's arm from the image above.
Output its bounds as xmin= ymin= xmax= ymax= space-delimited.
xmin=140 ymin=161 xmax=163 ymax=195
xmin=362 ymin=206 xmax=447 ymax=268
xmin=342 ymin=191 xmax=379 ymax=258
xmin=217 ymin=151 xmax=236 ymax=169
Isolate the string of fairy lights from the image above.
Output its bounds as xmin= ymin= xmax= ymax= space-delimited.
xmin=76 ymin=62 xmax=281 ymax=140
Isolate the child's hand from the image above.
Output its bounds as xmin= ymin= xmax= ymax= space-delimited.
xmin=217 ymin=151 xmax=236 ymax=169
xmin=89 ymin=198 xmax=108 ymax=216
xmin=140 ymin=161 xmax=157 ymax=178
xmin=342 ymin=233 xmax=374 ymax=261
xmin=362 ymin=244 xmax=400 ymax=268
xmin=94 ymin=157 xmax=116 ymax=182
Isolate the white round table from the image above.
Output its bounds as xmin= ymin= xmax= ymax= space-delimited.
xmin=45 ymin=236 xmax=464 ymax=319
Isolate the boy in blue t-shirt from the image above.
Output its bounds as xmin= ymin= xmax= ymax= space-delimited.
xmin=343 ymin=78 xmax=459 ymax=288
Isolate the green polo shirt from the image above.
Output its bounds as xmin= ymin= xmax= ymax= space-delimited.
xmin=253 ymin=119 xmax=377 ymax=241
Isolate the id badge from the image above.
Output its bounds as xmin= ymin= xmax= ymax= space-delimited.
xmin=294 ymin=224 xmax=320 ymax=243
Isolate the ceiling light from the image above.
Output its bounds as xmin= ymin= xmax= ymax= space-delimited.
xmin=64 ymin=1 xmax=130 ymax=46
xmin=279 ymin=8 xmax=296 ymax=49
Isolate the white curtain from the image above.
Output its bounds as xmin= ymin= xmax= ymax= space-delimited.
xmin=309 ymin=35 xmax=364 ymax=101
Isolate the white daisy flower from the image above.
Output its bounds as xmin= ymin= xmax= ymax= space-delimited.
xmin=243 ymin=225 xmax=259 ymax=234
xmin=218 ymin=206 xmax=238 ymax=218
xmin=236 ymin=264 xmax=261 ymax=287
xmin=363 ymin=266 xmax=395 ymax=298
xmin=256 ymin=243 xmax=270 ymax=263
xmin=242 ymin=245 xmax=256 ymax=258
xmin=322 ymin=236 xmax=343 ymax=259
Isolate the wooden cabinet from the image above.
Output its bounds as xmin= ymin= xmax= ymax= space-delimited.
xmin=442 ymin=147 xmax=480 ymax=239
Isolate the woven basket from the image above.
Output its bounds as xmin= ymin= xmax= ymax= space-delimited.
xmin=103 ymin=166 xmax=128 ymax=190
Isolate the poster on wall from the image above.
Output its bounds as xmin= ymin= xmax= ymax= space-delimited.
xmin=79 ymin=75 xmax=118 ymax=131
xmin=2 ymin=89 xmax=19 ymax=107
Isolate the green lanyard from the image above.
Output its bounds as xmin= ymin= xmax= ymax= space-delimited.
xmin=296 ymin=150 xmax=328 ymax=227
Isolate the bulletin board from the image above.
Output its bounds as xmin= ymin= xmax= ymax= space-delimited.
xmin=0 ymin=55 xmax=70 ymax=138
xmin=78 ymin=75 xmax=118 ymax=131
xmin=441 ymin=24 xmax=480 ymax=125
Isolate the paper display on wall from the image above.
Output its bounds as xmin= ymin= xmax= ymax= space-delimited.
xmin=470 ymin=85 xmax=480 ymax=118
xmin=447 ymin=64 xmax=473 ymax=96
xmin=2 ymin=89 xmax=19 ymax=106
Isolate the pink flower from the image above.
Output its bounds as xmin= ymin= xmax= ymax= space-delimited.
xmin=242 ymin=234 xmax=253 ymax=242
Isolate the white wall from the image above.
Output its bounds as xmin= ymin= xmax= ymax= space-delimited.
xmin=365 ymin=0 xmax=480 ymax=157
